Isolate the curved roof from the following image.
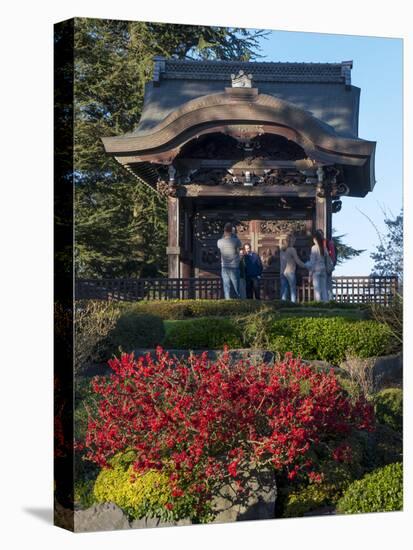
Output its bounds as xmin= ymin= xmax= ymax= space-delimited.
xmin=103 ymin=88 xmax=373 ymax=159
xmin=102 ymin=58 xmax=376 ymax=197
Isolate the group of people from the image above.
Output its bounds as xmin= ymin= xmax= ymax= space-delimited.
xmin=217 ymin=222 xmax=336 ymax=302
xmin=217 ymin=223 xmax=264 ymax=300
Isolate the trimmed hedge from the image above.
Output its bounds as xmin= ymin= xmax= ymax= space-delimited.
xmin=163 ymin=317 xmax=243 ymax=349
xmin=107 ymin=312 xmax=165 ymax=353
xmin=128 ymin=299 xmax=266 ymax=320
xmin=244 ymin=315 xmax=392 ymax=365
xmin=374 ymin=388 xmax=403 ymax=432
xmin=74 ymin=300 xmax=389 ymax=363
xmin=121 ymin=299 xmax=367 ymax=320
xmin=336 ymin=462 xmax=403 ymax=514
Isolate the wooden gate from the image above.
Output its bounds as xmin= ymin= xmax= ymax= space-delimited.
xmin=193 ymin=211 xmax=312 ymax=281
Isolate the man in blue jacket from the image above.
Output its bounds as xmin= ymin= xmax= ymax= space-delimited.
xmin=243 ymin=243 xmax=263 ymax=299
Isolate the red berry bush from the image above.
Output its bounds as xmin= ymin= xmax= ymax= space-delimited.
xmin=83 ymin=347 xmax=374 ymax=520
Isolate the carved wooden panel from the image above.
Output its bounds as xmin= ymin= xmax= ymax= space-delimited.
xmin=193 ymin=211 xmax=312 ymax=278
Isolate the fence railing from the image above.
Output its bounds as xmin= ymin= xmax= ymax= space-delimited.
xmin=75 ymin=276 xmax=398 ymax=305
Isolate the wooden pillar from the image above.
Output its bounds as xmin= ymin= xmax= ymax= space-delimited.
xmin=167 ymin=196 xmax=180 ymax=278
xmin=326 ymin=191 xmax=332 ymax=240
xmin=180 ymin=202 xmax=193 ymax=278
xmin=315 ymin=194 xmax=326 ymax=235
xmin=315 ymin=172 xmax=332 ymax=240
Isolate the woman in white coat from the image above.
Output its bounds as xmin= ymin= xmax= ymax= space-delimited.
xmin=308 ymin=232 xmax=329 ymax=302
xmin=280 ymin=235 xmax=307 ymax=303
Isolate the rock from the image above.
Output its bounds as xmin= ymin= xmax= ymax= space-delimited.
xmin=74 ymin=503 xmax=130 ymax=533
xmin=210 ymin=468 xmax=276 ymax=523
xmin=339 ymin=353 xmax=402 ymax=389
xmin=372 ymin=353 xmax=402 ymax=387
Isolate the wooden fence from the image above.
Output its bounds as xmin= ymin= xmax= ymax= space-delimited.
xmin=75 ymin=276 xmax=398 ymax=305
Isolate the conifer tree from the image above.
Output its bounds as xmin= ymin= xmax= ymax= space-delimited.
xmin=74 ymin=18 xmax=267 ymax=277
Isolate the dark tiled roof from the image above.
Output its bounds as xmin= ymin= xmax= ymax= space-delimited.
xmin=102 ymin=58 xmax=375 ymax=196
xmin=153 ymin=57 xmax=353 ymax=84
xmin=132 ymin=58 xmax=359 ymax=139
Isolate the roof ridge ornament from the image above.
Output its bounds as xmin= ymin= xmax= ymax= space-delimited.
xmin=231 ymin=70 xmax=253 ymax=88
xmin=341 ymin=60 xmax=353 ymax=89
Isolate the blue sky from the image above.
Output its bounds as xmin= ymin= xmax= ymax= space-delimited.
xmin=257 ymin=30 xmax=403 ymax=276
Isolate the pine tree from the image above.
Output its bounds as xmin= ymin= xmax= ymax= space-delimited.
xmin=370 ymin=209 xmax=403 ymax=281
xmin=332 ymin=231 xmax=365 ymax=266
xmin=74 ymin=18 xmax=267 ymax=278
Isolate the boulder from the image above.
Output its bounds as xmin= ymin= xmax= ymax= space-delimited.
xmin=372 ymin=353 xmax=402 ymax=387
xmin=210 ymin=468 xmax=276 ymax=523
xmin=339 ymin=353 xmax=402 ymax=389
xmin=74 ymin=503 xmax=130 ymax=533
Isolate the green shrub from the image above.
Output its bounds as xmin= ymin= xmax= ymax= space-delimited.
xmin=130 ymin=299 xmax=267 ymax=319
xmin=163 ymin=317 xmax=243 ymax=349
xmin=293 ymin=300 xmax=369 ymax=310
xmin=125 ymin=299 xmax=368 ymax=320
xmin=369 ymin=295 xmax=402 ymax=354
xmin=335 ymin=426 xmax=402 ymax=475
xmin=282 ymin=433 xmax=372 ymax=518
xmin=280 ymin=308 xmax=368 ymax=320
xmin=281 ymin=429 xmax=372 ymax=518
xmin=369 ymin=424 xmax=403 ymax=468
xmin=283 ymin=482 xmax=338 ymax=518
xmin=374 ymin=388 xmax=403 ymax=432
xmin=108 ymin=312 xmax=165 ymax=352
xmin=336 ymin=462 xmax=403 ymax=514
xmin=243 ymin=314 xmax=392 ymax=365
xmin=93 ymin=452 xmax=172 ymax=520
xmin=282 ymin=462 xmax=355 ymax=518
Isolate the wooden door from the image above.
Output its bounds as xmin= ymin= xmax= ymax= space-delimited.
xmin=193 ymin=211 xmax=312 ymax=279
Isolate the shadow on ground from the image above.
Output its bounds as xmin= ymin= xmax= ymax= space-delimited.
xmin=23 ymin=507 xmax=53 ymax=525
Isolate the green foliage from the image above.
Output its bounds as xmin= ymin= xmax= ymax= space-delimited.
xmin=108 ymin=312 xmax=165 ymax=353
xmin=243 ymin=314 xmax=392 ymax=365
xmin=163 ymin=318 xmax=243 ymax=349
xmin=369 ymin=424 xmax=403 ymax=468
xmin=74 ymin=478 xmax=97 ymax=509
xmin=370 ymin=209 xmax=403 ymax=282
xmin=374 ymin=388 xmax=403 ymax=432
xmin=130 ymin=299 xmax=266 ymax=319
xmin=291 ymin=301 xmax=369 ymax=310
xmin=369 ymin=295 xmax=403 ymax=354
xmin=93 ymin=453 xmax=172 ymax=520
xmin=345 ymin=421 xmax=402 ymax=473
xmin=282 ymin=433 xmax=367 ymax=517
xmin=126 ymin=299 xmax=367 ymax=321
xmin=333 ymin=231 xmax=365 ymax=266
xmin=283 ymin=480 xmax=341 ymax=518
xmin=73 ymin=18 xmax=266 ymax=278
xmin=74 ymin=300 xmax=390 ymax=361
xmin=282 ymin=425 xmax=403 ymax=518
xmin=336 ymin=463 xmax=403 ymax=514
xmin=93 ymin=452 xmax=212 ymax=522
